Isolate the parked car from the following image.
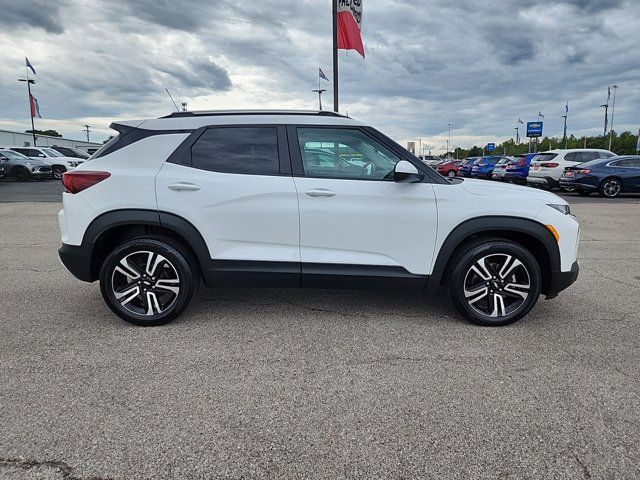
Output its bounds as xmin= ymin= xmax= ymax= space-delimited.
xmin=505 ymin=153 xmax=537 ymax=185
xmin=491 ymin=157 xmax=513 ymax=181
xmin=457 ymin=157 xmax=480 ymax=177
xmin=560 ymin=155 xmax=640 ymax=198
xmin=0 ymin=149 xmax=53 ymax=181
xmin=0 ymin=158 xmax=6 ymax=179
xmin=51 ymin=146 xmax=91 ymax=159
xmin=7 ymin=146 xmax=84 ymax=179
xmin=58 ymin=110 xmax=579 ymax=327
xmin=527 ymin=149 xmax=616 ymax=190
xmin=471 ymin=156 xmax=506 ymax=179
xmin=419 ymin=155 xmax=441 ymax=164
xmin=436 ymin=159 xmax=462 ymax=177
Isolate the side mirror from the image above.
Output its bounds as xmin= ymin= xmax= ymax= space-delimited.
xmin=394 ymin=160 xmax=424 ymax=183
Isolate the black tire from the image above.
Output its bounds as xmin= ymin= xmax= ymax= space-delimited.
xmin=99 ymin=236 xmax=197 ymax=326
xmin=52 ymin=165 xmax=66 ymax=180
xmin=448 ymin=239 xmax=542 ymax=326
xmin=577 ymin=188 xmax=591 ymax=196
xmin=599 ymin=178 xmax=622 ymax=198
xmin=12 ymin=168 xmax=29 ymax=182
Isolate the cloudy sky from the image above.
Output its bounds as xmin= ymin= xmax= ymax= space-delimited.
xmin=0 ymin=0 xmax=638 ymax=152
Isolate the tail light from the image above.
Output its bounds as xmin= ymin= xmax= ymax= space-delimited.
xmin=540 ymin=162 xmax=559 ymax=168
xmin=517 ymin=159 xmax=526 ymax=166
xmin=62 ymin=171 xmax=110 ymax=194
xmin=575 ymin=169 xmax=591 ymax=174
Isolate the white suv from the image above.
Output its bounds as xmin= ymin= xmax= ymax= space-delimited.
xmin=527 ymin=149 xmax=615 ymax=189
xmin=58 ymin=110 xmax=580 ymax=327
xmin=8 ymin=146 xmax=84 ymax=179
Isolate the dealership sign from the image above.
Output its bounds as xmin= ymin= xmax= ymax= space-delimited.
xmin=527 ymin=122 xmax=543 ymax=138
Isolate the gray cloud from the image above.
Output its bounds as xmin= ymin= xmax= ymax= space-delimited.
xmin=0 ymin=0 xmax=67 ymax=33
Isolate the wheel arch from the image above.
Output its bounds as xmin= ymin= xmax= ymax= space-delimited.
xmin=81 ymin=209 xmax=210 ymax=282
xmin=426 ymin=216 xmax=560 ymax=296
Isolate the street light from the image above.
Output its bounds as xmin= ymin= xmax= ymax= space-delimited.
xmin=600 ymin=103 xmax=609 ymax=137
xmin=447 ymin=123 xmax=452 ymax=158
xmin=609 ymin=85 xmax=618 ymax=151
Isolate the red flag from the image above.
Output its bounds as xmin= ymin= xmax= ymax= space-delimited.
xmin=30 ymin=93 xmax=41 ymax=118
xmin=337 ymin=0 xmax=364 ymax=58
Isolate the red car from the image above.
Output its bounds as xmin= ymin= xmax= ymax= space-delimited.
xmin=436 ymin=159 xmax=462 ymax=178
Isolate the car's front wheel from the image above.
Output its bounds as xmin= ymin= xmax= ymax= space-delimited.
xmin=52 ymin=165 xmax=66 ymax=180
xmin=447 ymin=170 xmax=456 ymax=178
xmin=449 ymin=239 xmax=542 ymax=326
xmin=99 ymin=236 xmax=197 ymax=326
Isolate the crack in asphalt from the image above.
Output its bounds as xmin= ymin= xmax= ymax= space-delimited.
xmin=582 ymin=266 xmax=638 ymax=288
xmin=574 ymin=455 xmax=592 ymax=479
xmin=0 ymin=457 xmax=112 ymax=480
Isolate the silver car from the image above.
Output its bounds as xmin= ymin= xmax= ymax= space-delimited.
xmin=0 ymin=149 xmax=53 ymax=181
xmin=491 ymin=157 xmax=513 ymax=181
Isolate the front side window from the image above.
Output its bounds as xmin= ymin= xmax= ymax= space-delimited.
xmin=297 ymin=128 xmax=400 ymax=180
xmin=191 ymin=127 xmax=279 ymax=175
xmin=41 ymin=148 xmax=63 ymax=157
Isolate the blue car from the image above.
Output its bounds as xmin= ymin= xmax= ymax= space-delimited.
xmin=504 ymin=153 xmax=538 ymax=184
xmin=471 ymin=156 xmax=506 ymax=179
xmin=559 ymin=155 xmax=640 ymax=198
xmin=458 ymin=157 xmax=480 ymax=177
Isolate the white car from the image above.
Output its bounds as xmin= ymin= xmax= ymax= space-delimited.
xmin=490 ymin=157 xmax=513 ymax=180
xmin=527 ymin=149 xmax=615 ymax=189
xmin=57 ymin=110 xmax=580 ymax=327
xmin=8 ymin=146 xmax=84 ymax=179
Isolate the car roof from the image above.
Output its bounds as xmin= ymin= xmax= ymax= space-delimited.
xmin=539 ymin=148 xmax=613 ymax=153
xmin=114 ymin=109 xmax=366 ymax=131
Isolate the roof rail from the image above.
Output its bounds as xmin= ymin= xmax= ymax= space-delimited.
xmin=160 ymin=109 xmax=348 ymax=119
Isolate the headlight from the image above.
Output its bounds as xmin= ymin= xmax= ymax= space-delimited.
xmin=548 ymin=203 xmax=571 ymax=215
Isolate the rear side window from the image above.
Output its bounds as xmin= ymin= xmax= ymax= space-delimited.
xmin=533 ymin=153 xmax=558 ymax=162
xmin=614 ymin=158 xmax=640 ymax=168
xmin=191 ymin=127 xmax=279 ymax=175
xmin=12 ymin=148 xmax=43 ymax=157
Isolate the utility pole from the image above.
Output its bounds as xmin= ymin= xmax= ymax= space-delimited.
xmin=608 ymin=85 xmax=618 ymax=151
xmin=332 ymin=0 xmax=339 ymax=112
xmin=18 ymin=77 xmax=37 ymax=146
xmin=447 ymin=123 xmax=452 ymax=158
xmin=561 ymin=114 xmax=568 ymax=149
xmin=83 ymin=125 xmax=91 ymax=142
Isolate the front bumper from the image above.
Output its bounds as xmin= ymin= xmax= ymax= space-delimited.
xmin=59 ymin=243 xmax=94 ymax=282
xmin=546 ymin=261 xmax=579 ymax=299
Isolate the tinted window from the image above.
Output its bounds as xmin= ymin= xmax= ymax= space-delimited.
xmin=582 ymin=152 xmax=601 ymax=161
xmin=297 ymin=128 xmax=401 ymax=180
xmin=191 ymin=127 xmax=279 ymax=175
xmin=614 ymin=158 xmax=640 ymax=168
xmin=532 ymin=153 xmax=558 ymax=162
xmin=564 ymin=152 xmax=581 ymax=162
xmin=12 ymin=148 xmax=44 ymax=157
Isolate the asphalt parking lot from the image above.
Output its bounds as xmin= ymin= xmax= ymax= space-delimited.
xmin=1 ymin=186 xmax=639 ymax=479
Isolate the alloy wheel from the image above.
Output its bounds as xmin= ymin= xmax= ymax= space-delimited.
xmin=52 ymin=166 xmax=65 ymax=180
xmin=602 ymin=179 xmax=621 ymax=198
xmin=463 ymin=253 xmax=531 ymax=318
xmin=447 ymin=170 xmax=456 ymax=177
xmin=111 ymin=250 xmax=181 ymax=316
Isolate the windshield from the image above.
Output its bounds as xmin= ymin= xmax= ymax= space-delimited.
xmin=0 ymin=150 xmax=30 ymax=161
xmin=531 ymin=153 xmax=558 ymax=162
xmin=42 ymin=148 xmax=63 ymax=157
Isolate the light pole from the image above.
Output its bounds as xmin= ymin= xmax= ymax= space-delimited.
xmin=608 ymin=85 xmax=618 ymax=151
xmin=447 ymin=123 xmax=451 ymax=158
xmin=83 ymin=125 xmax=91 ymax=142
xmin=600 ymin=103 xmax=609 ymax=137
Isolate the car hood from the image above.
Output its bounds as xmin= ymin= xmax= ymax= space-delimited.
xmin=459 ymin=178 xmax=566 ymax=204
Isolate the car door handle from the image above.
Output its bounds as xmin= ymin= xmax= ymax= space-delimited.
xmin=168 ymin=182 xmax=201 ymax=192
xmin=304 ymin=188 xmax=336 ymax=198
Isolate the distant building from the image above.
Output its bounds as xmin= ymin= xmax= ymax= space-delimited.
xmin=0 ymin=129 xmax=102 ymax=153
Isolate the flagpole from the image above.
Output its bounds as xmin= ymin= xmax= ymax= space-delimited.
xmin=19 ymin=65 xmax=37 ymax=146
xmin=332 ymin=0 xmax=339 ymax=112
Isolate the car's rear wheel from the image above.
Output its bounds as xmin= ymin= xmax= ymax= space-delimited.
xmin=449 ymin=239 xmax=542 ymax=326
xmin=599 ymin=178 xmax=622 ymax=198
xmin=99 ymin=237 xmax=197 ymax=326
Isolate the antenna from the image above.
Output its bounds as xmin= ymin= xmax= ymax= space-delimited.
xmin=165 ymin=88 xmax=180 ymax=112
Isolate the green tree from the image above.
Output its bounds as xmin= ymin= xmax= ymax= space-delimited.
xmin=26 ymin=129 xmax=62 ymax=137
